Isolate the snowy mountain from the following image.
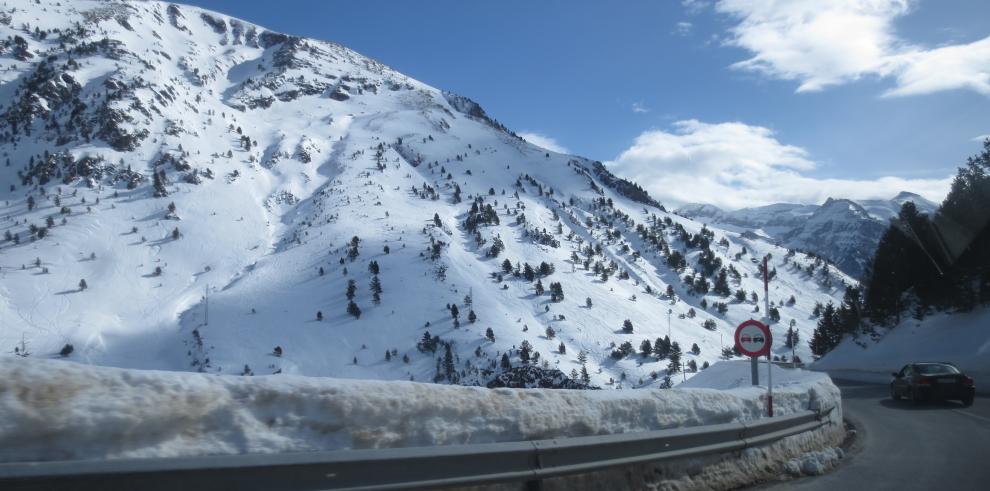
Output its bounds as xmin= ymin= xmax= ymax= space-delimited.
xmin=0 ymin=0 xmax=852 ymax=388
xmin=678 ymin=193 xmax=938 ymax=278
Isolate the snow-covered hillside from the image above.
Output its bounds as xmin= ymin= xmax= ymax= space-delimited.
xmin=0 ymin=0 xmax=852 ymax=388
xmin=678 ymin=192 xmax=938 ymax=278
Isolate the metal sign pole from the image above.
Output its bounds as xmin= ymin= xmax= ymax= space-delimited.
xmin=764 ymin=255 xmax=773 ymax=417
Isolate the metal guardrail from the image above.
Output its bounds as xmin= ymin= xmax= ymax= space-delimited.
xmin=0 ymin=409 xmax=833 ymax=491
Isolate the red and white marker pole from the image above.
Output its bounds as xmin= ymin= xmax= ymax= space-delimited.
xmin=764 ymin=255 xmax=773 ymax=417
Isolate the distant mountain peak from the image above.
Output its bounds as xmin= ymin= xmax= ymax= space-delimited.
xmin=893 ymin=191 xmax=922 ymax=200
xmin=678 ymin=192 xmax=940 ymax=278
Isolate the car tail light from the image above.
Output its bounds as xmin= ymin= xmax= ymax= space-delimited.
xmin=964 ymin=377 xmax=974 ymax=387
xmin=917 ymin=378 xmax=932 ymax=385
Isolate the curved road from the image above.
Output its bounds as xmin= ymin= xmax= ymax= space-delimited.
xmin=769 ymin=379 xmax=990 ymax=490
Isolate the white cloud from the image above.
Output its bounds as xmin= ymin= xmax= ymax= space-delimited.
xmin=884 ymin=35 xmax=990 ymax=96
xmin=682 ymin=0 xmax=712 ymax=14
xmin=712 ymin=0 xmax=990 ymax=96
xmin=674 ymin=21 xmax=694 ymax=36
xmin=631 ymin=101 xmax=650 ymax=113
xmin=519 ymin=132 xmax=569 ymax=154
xmin=974 ymin=134 xmax=990 ymax=142
xmin=606 ymin=119 xmax=952 ymax=209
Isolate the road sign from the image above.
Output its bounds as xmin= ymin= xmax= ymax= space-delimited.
xmin=735 ymin=319 xmax=771 ymax=358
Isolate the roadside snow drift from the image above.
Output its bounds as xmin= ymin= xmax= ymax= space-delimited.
xmin=813 ymin=308 xmax=990 ymax=392
xmin=0 ymin=358 xmax=841 ymax=463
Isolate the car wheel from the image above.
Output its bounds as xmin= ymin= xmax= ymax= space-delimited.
xmin=891 ymin=385 xmax=901 ymax=401
xmin=963 ymin=395 xmax=974 ymax=407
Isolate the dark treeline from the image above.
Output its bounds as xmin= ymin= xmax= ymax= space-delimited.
xmin=811 ymin=140 xmax=990 ymax=358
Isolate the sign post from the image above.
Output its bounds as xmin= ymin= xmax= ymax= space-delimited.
xmin=763 ymin=255 xmax=773 ymax=417
xmin=735 ymin=319 xmax=772 ymax=414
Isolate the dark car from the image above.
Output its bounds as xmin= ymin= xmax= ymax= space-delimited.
xmin=891 ymin=362 xmax=975 ymax=406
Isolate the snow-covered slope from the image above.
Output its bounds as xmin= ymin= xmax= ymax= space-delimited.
xmin=678 ymin=193 xmax=938 ymax=278
xmin=0 ymin=1 xmax=852 ymax=388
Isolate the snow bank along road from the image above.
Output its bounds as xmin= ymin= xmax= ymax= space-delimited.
xmin=766 ymin=379 xmax=990 ymax=491
xmin=0 ymin=359 xmax=844 ymax=490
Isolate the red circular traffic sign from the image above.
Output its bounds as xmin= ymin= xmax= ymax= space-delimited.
xmin=734 ymin=319 xmax=771 ymax=357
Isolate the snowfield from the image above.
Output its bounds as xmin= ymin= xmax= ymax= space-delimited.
xmin=0 ymin=358 xmax=841 ymax=463
xmin=813 ymin=308 xmax=990 ymax=393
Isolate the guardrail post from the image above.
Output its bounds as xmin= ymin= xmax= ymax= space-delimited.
xmin=526 ymin=441 xmax=543 ymax=491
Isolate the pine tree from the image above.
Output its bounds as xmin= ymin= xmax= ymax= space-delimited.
xmin=558 ymin=342 xmax=566 ymax=354
xmin=78 ymin=278 xmax=87 ymax=290
xmin=501 ymin=353 xmax=511 ymax=370
xmin=622 ymin=319 xmax=633 ymax=333
xmin=640 ymin=339 xmax=653 ymax=357
xmin=809 ymin=302 xmax=840 ymax=358
xmin=545 ymin=325 xmax=555 ymax=339
xmin=580 ymin=365 xmax=591 ymax=384
xmin=370 ymin=275 xmax=383 ymax=304
xmin=485 ymin=327 xmax=495 ymax=342
xmin=347 ymin=301 xmax=361 ymax=319
xmin=785 ymin=325 xmax=800 ymax=349
xmin=346 ymin=279 xmax=357 ymax=300
xmin=520 ymin=341 xmax=531 ymax=364
xmin=534 ymin=279 xmax=544 ymax=296
xmin=586 ymin=297 xmax=592 ymax=308
xmin=316 ymin=310 xmax=323 ymax=321
xmin=714 ymin=269 xmax=731 ymax=296
xmin=443 ymin=344 xmax=455 ymax=381
xmin=501 ymin=258 xmax=513 ymax=273
xmin=368 ymin=260 xmax=380 ymax=275
xmin=666 ymin=342 xmax=682 ymax=373
xmin=348 ymin=236 xmax=361 ymax=261
xmin=468 ymin=310 xmax=477 ymax=323
xmin=691 ymin=343 xmax=700 ymax=355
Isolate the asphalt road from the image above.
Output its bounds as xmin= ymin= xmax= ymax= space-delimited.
xmin=768 ymin=379 xmax=990 ymax=490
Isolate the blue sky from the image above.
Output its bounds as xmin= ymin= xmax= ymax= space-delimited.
xmin=184 ymin=0 xmax=990 ymax=209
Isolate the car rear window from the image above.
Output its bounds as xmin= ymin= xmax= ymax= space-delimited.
xmin=915 ymin=364 xmax=960 ymax=375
